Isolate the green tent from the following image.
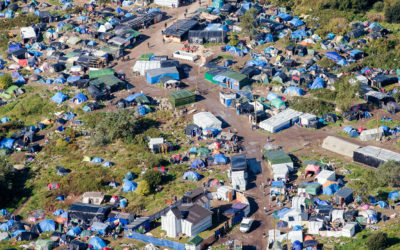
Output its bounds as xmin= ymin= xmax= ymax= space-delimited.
xmin=168 ymin=90 xmax=196 ymax=107
xmin=197 ymin=147 xmax=210 ymax=156
xmin=271 ymin=98 xmax=285 ymax=109
xmin=305 ymin=183 xmax=321 ymax=196
xmin=80 ymin=230 xmax=92 ymax=237
xmin=96 ymin=75 xmax=124 ymax=91
xmin=5 ymin=85 xmax=18 ymax=94
xmin=35 ymin=239 xmax=54 ymax=250
xmin=0 ymin=92 xmax=12 ymax=99
xmin=89 ymin=68 xmax=115 ymax=79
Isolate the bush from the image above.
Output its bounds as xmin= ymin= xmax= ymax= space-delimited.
xmin=136 ymin=180 xmax=150 ymax=196
xmin=0 ymin=73 xmax=12 ymax=90
xmin=373 ymin=1 xmax=384 ymax=11
xmin=143 ymin=169 xmax=162 ymax=192
xmin=311 ymin=89 xmax=337 ymax=102
xmin=92 ymin=110 xmax=138 ymax=146
xmin=367 ymin=232 xmax=388 ymax=250
xmin=228 ymin=33 xmax=239 ymax=46
xmin=0 ymin=157 xmax=19 ymax=207
xmin=288 ymin=97 xmax=335 ymax=116
xmin=376 ymin=160 xmax=400 ymax=187
xmin=385 ymin=1 xmax=400 ymax=23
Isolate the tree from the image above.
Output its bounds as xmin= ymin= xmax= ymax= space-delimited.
xmin=239 ymin=8 xmax=258 ymax=39
xmin=228 ymin=33 xmax=239 ymax=46
xmin=0 ymin=73 xmax=12 ymax=90
xmin=0 ymin=157 xmax=18 ymax=207
xmin=143 ymin=169 xmax=162 ymax=192
xmin=92 ymin=109 xmax=138 ymax=145
xmin=376 ymin=160 xmax=400 ymax=187
xmin=385 ymin=1 xmax=400 ymax=23
xmin=136 ymin=181 xmax=150 ymax=196
xmin=367 ymin=232 xmax=388 ymax=250
xmin=373 ymin=1 xmax=384 ymax=11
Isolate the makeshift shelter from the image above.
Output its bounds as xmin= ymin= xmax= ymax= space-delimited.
xmin=271 ymin=98 xmax=285 ymax=109
xmin=163 ymin=19 xmax=198 ymax=42
xmin=132 ymin=60 xmax=161 ymax=76
xmin=305 ymin=183 xmax=321 ymax=196
xmin=191 ymin=159 xmax=206 ymax=169
xmin=168 ymin=90 xmax=196 ymax=107
xmin=259 ymin=109 xmax=302 ymax=133
xmin=359 ymin=128 xmax=384 ymax=141
xmin=316 ymin=170 xmax=336 ymax=185
xmin=183 ymin=171 xmax=201 ymax=181
xmin=335 ymin=188 xmax=354 ymax=205
xmin=353 ymin=146 xmax=400 ymax=167
xmin=91 ymin=222 xmax=110 ymax=236
xmin=193 ymin=112 xmax=222 ymax=130
xmin=146 ymin=67 xmax=179 ymax=84
xmin=322 ymin=136 xmax=360 ymax=158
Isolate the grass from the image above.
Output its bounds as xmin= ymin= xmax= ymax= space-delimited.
xmin=0 ymin=91 xmax=60 ymax=126
xmin=366 ymin=119 xmax=400 ymax=129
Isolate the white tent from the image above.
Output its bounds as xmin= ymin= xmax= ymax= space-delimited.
xmin=316 ymin=170 xmax=336 ymax=185
xmin=98 ymin=22 xmax=113 ymax=32
xmin=291 ymin=197 xmax=306 ymax=210
xmin=331 ymin=210 xmax=344 ymax=223
xmin=359 ymin=209 xmax=377 ymax=224
xmin=322 ymin=136 xmax=360 ymax=158
xmin=193 ymin=112 xmax=222 ymax=130
xmin=132 ymin=60 xmax=161 ymax=76
xmin=360 ymin=128 xmax=384 ymax=141
xmin=342 ymin=223 xmax=357 ymax=237
xmin=154 ymin=0 xmax=179 ymax=7
xmin=217 ymin=186 xmax=234 ymax=201
xmin=308 ymin=221 xmax=323 ymax=235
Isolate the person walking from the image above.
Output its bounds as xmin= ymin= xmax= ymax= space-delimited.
xmin=147 ymin=42 xmax=150 ymax=48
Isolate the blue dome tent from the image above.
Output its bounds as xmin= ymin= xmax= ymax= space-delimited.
xmin=310 ymin=77 xmax=324 ymax=89
xmin=89 ymin=236 xmax=107 ymax=249
xmin=182 ymin=171 xmax=201 ymax=181
xmin=91 ymin=157 xmax=103 ymax=164
xmin=122 ymin=181 xmax=137 ymax=192
xmin=51 ymin=92 xmax=68 ymax=104
xmin=38 ymin=219 xmax=56 ymax=232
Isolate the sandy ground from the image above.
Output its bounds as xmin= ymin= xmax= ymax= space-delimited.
xmin=105 ymin=2 xmax=400 ymax=248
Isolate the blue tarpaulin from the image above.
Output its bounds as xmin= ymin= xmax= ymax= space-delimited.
xmin=284 ymin=86 xmax=303 ymax=96
xmin=326 ymin=52 xmax=344 ymax=62
xmin=125 ymin=231 xmax=185 ymax=250
xmin=289 ymin=18 xmax=304 ymax=28
xmin=91 ymin=157 xmax=103 ymax=164
xmin=39 ymin=220 xmax=56 ymax=232
xmin=322 ymin=184 xmax=340 ymax=195
xmin=389 ymin=191 xmax=399 ymax=200
xmin=0 ymin=138 xmax=15 ymax=149
xmin=191 ymin=159 xmax=205 ymax=169
xmin=277 ymin=12 xmax=292 ymax=21
xmin=67 ymin=227 xmax=81 ymax=237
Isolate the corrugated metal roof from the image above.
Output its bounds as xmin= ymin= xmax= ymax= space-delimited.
xmin=354 ymin=146 xmax=400 ymax=162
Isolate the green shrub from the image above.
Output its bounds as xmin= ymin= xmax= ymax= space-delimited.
xmin=385 ymin=1 xmax=400 ymax=23
xmin=373 ymin=1 xmax=384 ymax=11
xmin=136 ymin=181 xmax=150 ymax=196
xmin=289 ymin=97 xmax=335 ymax=115
xmin=143 ymin=169 xmax=162 ymax=192
xmin=0 ymin=73 xmax=12 ymax=90
xmin=367 ymin=232 xmax=388 ymax=250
